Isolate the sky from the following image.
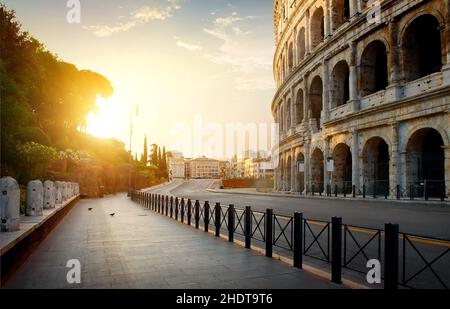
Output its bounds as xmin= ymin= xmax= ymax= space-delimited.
xmin=3 ymin=0 xmax=276 ymax=159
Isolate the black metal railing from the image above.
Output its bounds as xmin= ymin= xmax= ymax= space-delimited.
xmin=130 ymin=191 xmax=450 ymax=289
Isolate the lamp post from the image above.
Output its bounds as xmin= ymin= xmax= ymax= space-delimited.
xmin=128 ymin=104 xmax=139 ymax=196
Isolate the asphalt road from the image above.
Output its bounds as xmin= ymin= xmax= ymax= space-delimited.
xmin=148 ymin=180 xmax=450 ymax=239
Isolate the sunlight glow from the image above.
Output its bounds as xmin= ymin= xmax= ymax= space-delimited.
xmin=86 ymin=96 xmax=123 ymax=139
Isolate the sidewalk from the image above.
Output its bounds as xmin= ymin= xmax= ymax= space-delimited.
xmin=4 ymin=194 xmax=341 ymax=289
xmin=207 ymin=188 xmax=450 ymax=206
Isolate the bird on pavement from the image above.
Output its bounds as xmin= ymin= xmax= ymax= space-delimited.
xmin=88 ymin=208 xmax=93 ymax=211
xmin=109 ymin=213 xmax=115 ymax=217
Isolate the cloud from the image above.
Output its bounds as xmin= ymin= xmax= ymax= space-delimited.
xmin=84 ymin=0 xmax=182 ymax=37
xmin=203 ymin=12 xmax=274 ymax=92
xmin=177 ymin=40 xmax=202 ymax=52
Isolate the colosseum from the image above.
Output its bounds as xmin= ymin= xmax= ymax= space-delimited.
xmin=272 ymin=0 xmax=450 ymax=199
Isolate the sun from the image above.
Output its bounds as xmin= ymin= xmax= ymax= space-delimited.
xmin=86 ymin=96 xmax=124 ymax=139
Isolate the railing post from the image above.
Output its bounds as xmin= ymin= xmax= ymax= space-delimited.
xmin=396 ymin=185 xmax=401 ymax=200
xmin=170 ymin=196 xmax=174 ymax=218
xmin=312 ymin=185 xmax=315 ymax=196
xmin=335 ymin=184 xmax=338 ymax=197
xmin=410 ymin=184 xmax=414 ymax=200
xmin=195 ymin=200 xmax=200 ymax=229
xmin=187 ymin=199 xmax=192 ymax=225
xmin=181 ymin=198 xmax=185 ymax=223
xmin=424 ymin=180 xmax=429 ymax=201
xmin=204 ymin=202 xmax=210 ymax=232
xmin=265 ymin=209 xmax=273 ymax=258
xmin=160 ymin=195 xmax=163 ymax=213
xmin=331 ymin=217 xmax=342 ymax=284
xmin=157 ymin=195 xmax=160 ymax=213
xmin=352 ymin=185 xmax=356 ymax=198
xmin=175 ymin=197 xmax=179 ymax=220
xmin=215 ymin=203 xmax=221 ymax=237
xmin=228 ymin=205 xmax=235 ymax=242
xmin=363 ymin=184 xmax=366 ymax=198
xmin=166 ymin=196 xmax=169 ymax=215
xmin=384 ymin=223 xmax=399 ymax=290
xmin=245 ymin=206 xmax=252 ymax=249
xmin=294 ymin=212 xmax=303 ymax=269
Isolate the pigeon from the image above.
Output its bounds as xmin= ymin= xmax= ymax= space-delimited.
xmin=109 ymin=213 xmax=115 ymax=217
xmin=88 ymin=208 xmax=93 ymax=211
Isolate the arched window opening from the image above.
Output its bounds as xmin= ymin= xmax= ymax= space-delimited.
xmin=360 ymin=40 xmax=388 ymax=97
xmin=330 ymin=61 xmax=350 ymax=108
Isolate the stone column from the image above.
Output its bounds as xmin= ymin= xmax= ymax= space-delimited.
xmin=291 ymin=148 xmax=297 ymax=192
xmin=324 ymin=137 xmax=331 ymax=195
xmin=303 ymin=73 xmax=310 ymax=124
xmin=293 ymin=28 xmax=298 ymax=68
xmin=444 ymin=146 xmax=450 ymax=197
xmin=390 ymin=122 xmax=401 ymax=197
xmin=305 ymin=142 xmax=311 ymax=194
xmin=291 ymin=87 xmax=296 ymax=128
xmin=350 ymin=0 xmax=359 ymax=18
xmin=351 ymin=129 xmax=360 ymax=191
xmin=349 ymin=41 xmax=360 ymax=112
xmin=305 ymin=9 xmax=311 ymax=55
xmin=26 ymin=180 xmax=44 ymax=217
xmin=443 ymin=0 xmax=450 ymax=85
xmin=325 ymin=0 xmax=332 ymax=38
xmin=322 ymin=59 xmax=330 ymax=123
xmin=386 ymin=19 xmax=402 ymax=102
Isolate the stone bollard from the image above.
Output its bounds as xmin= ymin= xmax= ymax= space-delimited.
xmin=26 ymin=180 xmax=44 ymax=216
xmin=68 ymin=182 xmax=73 ymax=198
xmin=63 ymin=182 xmax=68 ymax=201
xmin=75 ymin=183 xmax=79 ymax=195
xmin=55 ymin=181 xmax=64 ymax=204
xmin=44 ymin=180 xmax=56 ymax=209
xmin=0 ymin=177 xmax=20 ymax=232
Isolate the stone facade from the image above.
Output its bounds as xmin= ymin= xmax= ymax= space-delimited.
xmin=272 ymin=0 xmax=450 ymax=197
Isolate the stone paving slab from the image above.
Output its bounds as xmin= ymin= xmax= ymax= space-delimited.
xmin=3 ymin=194 xmax=341 ymax=289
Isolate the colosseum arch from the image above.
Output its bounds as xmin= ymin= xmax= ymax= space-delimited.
xmin=332 ymin=143 xmax=352 ymax=194
xmin=311 ymin=7 xmax=325 ymax=49
xmin=295 ymin=89 xmax=304 ymax=124
xmin=297 ymin=27 xmax=306 ymax=62
xmin=286 ymin=155 xmax=292 ymax=191
xmin=311 ymin=148 xmax=325 ymax=192
xmin=296 ymin=152 xmax=305 ymax=192
xmin=331 ymin=0 xmax=350 ymax=31
xmin=402 ymin=13 xmax=443 ymax=82
xmin=309 ymin=76 xmax=323 ymax=131
xmin=359 ymin=40 xmax=388 ymax=97
xmin=330 ymin=60 xmax=350 ymax=108
xmin=288 ymin=42 xmax=294 ymax=72
xmin=362 ymin=136 xmax=390 ymax=195
xmin=405 ymin=128 xmax=445 ymax=197
xmin=279 ymin=157 xmax=285 ymax=190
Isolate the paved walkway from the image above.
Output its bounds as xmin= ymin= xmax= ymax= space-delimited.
xmin=4 ymin=194 xmax=340 ymax=289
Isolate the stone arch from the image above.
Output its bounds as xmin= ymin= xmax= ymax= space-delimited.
xmin=332 ymin=143 xmax=352 ymax=194
xmin=330 ymin=60 xmax=350 ymax=108
xmin=296 ymin=152 xmax=305 ymax=192
xmin=311 ymin=7 xmax=325 ymax=49
xmin=309 ymin=76 xmax=323 ymax=131
xmin=402 ymin=123 xmax=449 ymax=153
xmin=297 ymin=27 xmax=306 ymax=62
xmin=295 ymin=89 xmax=304 ymax=124
xmin=311 ymin=148 xmax=325 ymax=192
xmin=362 ymin=136 xmax=390 ymax=195
xmin=405 ymin=128 xmax=445 ymax=197
xmin=288 ymin=42 xmax=294 ymax=72
xmin=360 ymin=40 xmax=388 ymax=97
xmin=402 ymin=13 xmax=443 ymax=82
xmin=331 ymin=0 xmax=350 ymax=31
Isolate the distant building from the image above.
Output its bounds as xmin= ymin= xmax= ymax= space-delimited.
xmin=219 ymin=160 xmax=231 ymax=179
xmin=168 ymin=157 xmax=185 ymax=180
xmin=190 ymin=157 xmax=220 ymax=179
xmin=244 ymin=157 xmax=274 ymax=179
xmin=184 ymin=158 xmax=192 ymax=179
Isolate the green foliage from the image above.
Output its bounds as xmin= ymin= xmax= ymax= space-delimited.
xmin=16 ymin=142 xmax=58 ymax=183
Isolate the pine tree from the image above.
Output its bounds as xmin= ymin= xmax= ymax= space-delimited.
xmin=151 ymin=144 xmax=158 ymax=166
xmin=161 ymin=147 xmax=168 ymax=177
xmin=141 ymin=135 xmax=148 ymax=165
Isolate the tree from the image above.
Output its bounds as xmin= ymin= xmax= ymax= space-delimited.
xmin=151 ymin=144 xmax=158 ymax=166
xmin=161 ymin=147 xmax=168 ymax=178
xmin=141 ymin=135 xmax=148 ymax=165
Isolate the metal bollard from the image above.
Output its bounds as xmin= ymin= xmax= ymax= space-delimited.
xmin=215 ymin=203 xmax=221 ymax=237
xmin=181 ymin=198 xmax=185 ymax=223
xmin=187 ymin=199 xmax=192 ymax=225
xmin=384 ymin=223 xmax=399 ymax=290
xmin=195 ymin=200 xmax=200 ymax=229
xmin=265 ymin=209 xmax=273 ymax=258
xmin=331 ymin=217 xmax=342 ymax=284
xmin=204 ymin=202 xmax=210 ymax=232
xmin=293 ymin=212 xmax=303 ymax=269
xmin=228 ymin=204 xmax=235 ymax=242
xmin=245 ymin=206 xmax=252 ymax=249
